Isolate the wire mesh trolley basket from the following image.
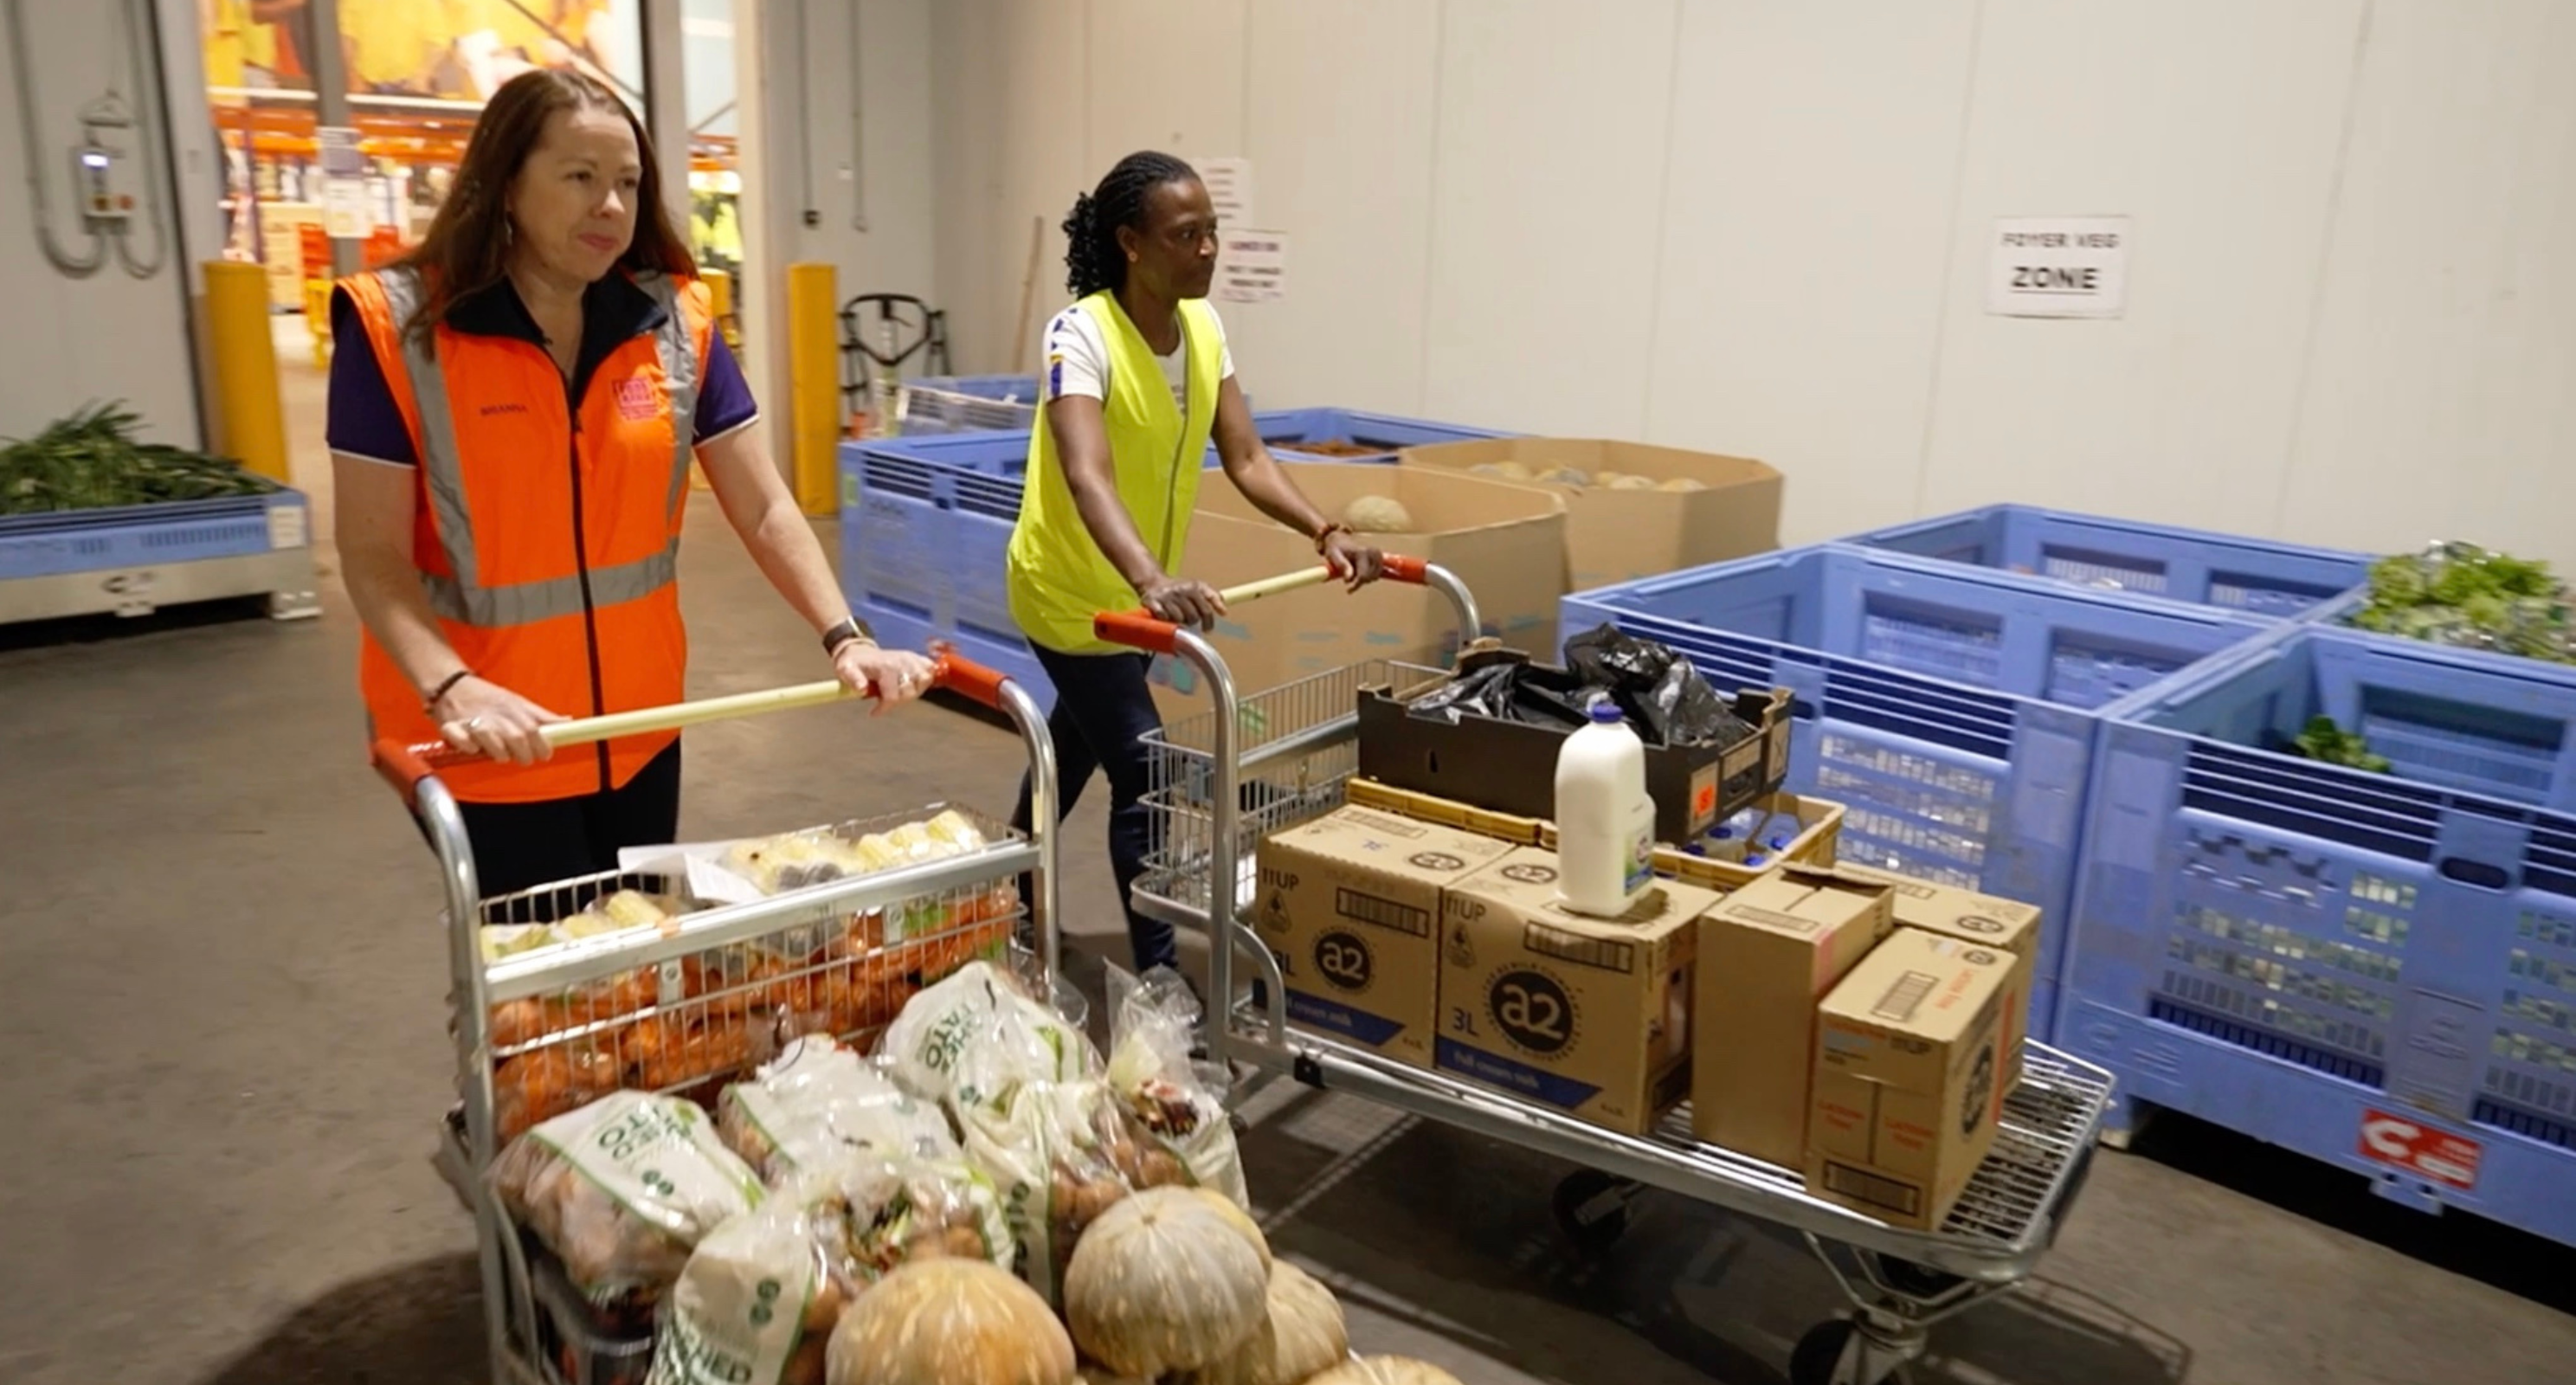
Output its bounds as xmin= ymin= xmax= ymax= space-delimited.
xmin=375 ymin=653 xmax=1062 ymax=1385
xmin=1098 ymin=559 xmax=2118 ymax=1385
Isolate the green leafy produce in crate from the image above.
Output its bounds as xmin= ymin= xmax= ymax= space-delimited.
xmin=0 ymin=403 xmax=273 ymax=516
xmin=2347 ymin=541 xmax=2573 ymax=663
xmin=2293 ymin=716 xmax=2390 ymax=774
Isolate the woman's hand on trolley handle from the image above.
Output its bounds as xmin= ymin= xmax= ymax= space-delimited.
xmin=434 ymin=676 xmax=566 ymax=765
xmin=834 ymin=640 xmax=938 ymax=712
xmin=1139 ymin=575 xmax=1228 ymax=630
xmin=1321 ymin=528 xmax=1387 ymax=592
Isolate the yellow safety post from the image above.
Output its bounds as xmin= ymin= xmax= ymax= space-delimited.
xmin=785 ymin=261 xmax=840 ymax=516
xmin=302 ymin=278 xmax=333 ymax=368
xmin=204 ymin=261 xmax=291 ymax=483
xmin=704 ymin=267 xmax=737 ymax=355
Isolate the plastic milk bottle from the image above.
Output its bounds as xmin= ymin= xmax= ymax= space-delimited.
xmin=1555 ymin=699 xmax=1657 ymax=916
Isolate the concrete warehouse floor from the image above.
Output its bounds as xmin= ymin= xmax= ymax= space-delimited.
xmin=6 ymin=489 xmax=2576 ymax=1384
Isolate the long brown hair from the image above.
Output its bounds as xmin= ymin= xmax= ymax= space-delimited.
xmin=396 ymin=68 xmax=695 ymax=343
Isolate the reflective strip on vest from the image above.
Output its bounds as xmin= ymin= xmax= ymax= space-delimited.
xmin=377 ymin=267 xmax=701 ymax=628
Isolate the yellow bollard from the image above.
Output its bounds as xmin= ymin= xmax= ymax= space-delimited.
xmin=203 ymin=261 xmax=291 ymax=483
xmin=302 ymin=278 xmax=332 ymax=368
xmin=785 ymin=261 xmax=840 ymax=517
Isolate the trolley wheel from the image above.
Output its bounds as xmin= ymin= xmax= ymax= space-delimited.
xmin=1787 ymin=1319 xmax=1859 ymax=1385
xmin=1550 ymin=1169 xmax=1634 ymax=1259
xmin=1871 ymin=1252 xmax=1965 ymax=1299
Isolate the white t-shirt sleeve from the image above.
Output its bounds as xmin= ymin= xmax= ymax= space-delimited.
xmin=1042 ymin=307 xmax=1110 ymax=402
xmin=1040 ymin=303 xmax=1237 ymax=403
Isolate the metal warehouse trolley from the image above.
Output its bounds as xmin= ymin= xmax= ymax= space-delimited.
xmin=377 ymin=652 xmax=1061 ymax=1385
xmin=1099 ymin=558 xmax=2119 ymax=1385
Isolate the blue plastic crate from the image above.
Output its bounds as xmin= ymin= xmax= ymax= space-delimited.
xmin=2063 ymin=627 xmax=2576 ymax=1246
xmin=1251 ymin=408 xmax=1512 ymax=463
xmin=0 ymin=488 xmax=306 ymax=582
xmin=1846 ymin=505 xmax=2373 ymax=619
xmin=894 ymin=375 xmax=1045 ymax=436
xmin=1561 ymin=544 xmax=2279 ymax=1034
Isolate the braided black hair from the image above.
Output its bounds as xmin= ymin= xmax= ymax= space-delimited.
xmin=1063 ymin=151 xmax=1201 ymax=298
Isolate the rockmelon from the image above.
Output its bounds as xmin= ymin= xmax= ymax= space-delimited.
xmin=1063 ymin=1187 xmax=1272 ymax=1377
xmin=1536 ymin=466 xmax=1592 ymax=488
xmin=1340 ymin=494 xmax=1416 ymax=534
xmin=822 ymin=1258 xmax=1075 ymax=1385
xmin=1607 ymin=473 xmax=1659 ymax=491
xmin=1658 ymin=475 xmax=1707 ymax=493
xmin=1467 ymin=460 xmax=1532 ymax=480
xmin=1179 ymin=1260 xmax=1347 ymax=1385
xmin=1304 ymin=1358 xmax=1468 ymax=1385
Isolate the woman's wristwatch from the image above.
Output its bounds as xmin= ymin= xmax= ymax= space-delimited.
xmin=821 ymin=615 xmax=875 ymax=658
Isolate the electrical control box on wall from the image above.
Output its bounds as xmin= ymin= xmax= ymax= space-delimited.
xmin=75 ymin=143 xmax=136 ymax=223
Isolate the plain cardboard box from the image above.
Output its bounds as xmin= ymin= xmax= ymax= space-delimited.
xmin=1807 ymin=930 xmax=2015 ymax=1231
xmin=1691 ymin=866 xmax=1897 ymax=1167
xmin=1401 ymin=438 xmax=1783 ymax=593
xmin=1151 ymin=462 xmax=1568 ymax=725
xmin=1435 ymin=847 xmax=1719 ymax=1135
xmin=1253 ymin=806 xmax=1517 ymax=1068
xmin=1834 ymin=864 xmax=2040 ymax=1091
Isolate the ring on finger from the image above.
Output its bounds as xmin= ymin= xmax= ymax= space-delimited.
xmin=464 ymin=715 xmax=485 ymax=732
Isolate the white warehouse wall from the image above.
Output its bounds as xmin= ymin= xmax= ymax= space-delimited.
xmin=927 ymin=0 xmax=2576 ymax=568
xmin=0 ymin=0 xmax=215 ymax=449
xmin=734 ymin=0 xmax=940 ymax=430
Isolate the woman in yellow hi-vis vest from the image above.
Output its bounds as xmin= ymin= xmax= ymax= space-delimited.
xmin=1007 ymin=151 xmax=1383 ymax=976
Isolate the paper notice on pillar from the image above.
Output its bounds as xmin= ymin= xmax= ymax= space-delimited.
xmin=1215 ymin=230 xmax=1288 ymax=304
xmin=1987 ymin=216 xmax=2131 ymax=319
xmin=320 ymin=177 xmax=376 ymax=240
xmin=317 ymin=126 xmax=364 ymax=178
xmin=1200 ymin=157 xmax=1254 ymax=225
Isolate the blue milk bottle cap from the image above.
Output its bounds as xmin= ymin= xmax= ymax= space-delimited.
xmin=1587 ymin=700 xmax=1623 ymax=725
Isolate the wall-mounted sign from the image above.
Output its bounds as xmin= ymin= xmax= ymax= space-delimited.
xmin=1215 ymin=229 xmax=1286 ymax=304
xmin=1987 ymin=216 xmax=2130 ymax=319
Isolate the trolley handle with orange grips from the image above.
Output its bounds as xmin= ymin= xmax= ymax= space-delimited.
xmin=384 ymin=643 xmax=1059 ymax=1385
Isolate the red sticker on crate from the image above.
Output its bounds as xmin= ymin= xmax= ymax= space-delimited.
xmin=2358 ymin=1109 xmax=2483 ymax=1190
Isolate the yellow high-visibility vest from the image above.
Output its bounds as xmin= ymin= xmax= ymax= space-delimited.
xmin=1006 ymin=291 xmax=1224 ymax=654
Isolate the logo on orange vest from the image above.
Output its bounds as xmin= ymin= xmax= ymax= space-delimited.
xmin=614 ymin=377 xmax=660 ymax=422
xmin=479 ymin=403 xmax=529 ymax=417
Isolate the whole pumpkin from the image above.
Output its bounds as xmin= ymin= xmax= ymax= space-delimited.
xmin=1063 ymin=1187 xmax=1272 ymax=1377
xmin=1304 ymin=1359 xmax=1468 ymax=1385
xmin=823 ymin=1259 xmax=1075 ymax=1385
xmin=1179 ymin=1260 xmax=1347 ymax=1385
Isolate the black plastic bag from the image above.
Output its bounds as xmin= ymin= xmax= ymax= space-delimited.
xmin=1401 ymin=628 xmax=1752 ymax=749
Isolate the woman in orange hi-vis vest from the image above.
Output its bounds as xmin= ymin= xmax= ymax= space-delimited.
xmin=328 ymin=69 xmax=932 ymax=899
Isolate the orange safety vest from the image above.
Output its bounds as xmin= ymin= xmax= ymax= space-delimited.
xmin=339 ymin=265 xmax=715 ymax=804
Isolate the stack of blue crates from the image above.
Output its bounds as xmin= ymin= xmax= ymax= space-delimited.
xmin=1581 ymin=500 xmax=2576 ymax=1245
xmin=2063 ymin=627 xmax=2576 ymax=1246
xmin=837 ymin=409 xmax=1515 ymax=705
xmin=1559 ymin=543 xmax=2290 ymax=1034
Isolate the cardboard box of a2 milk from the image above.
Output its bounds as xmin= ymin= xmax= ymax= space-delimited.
xmin=1690 ymin=866 xmax=1896 ymax=1166
xmin=1253 ymin=807 xmax=1516 ymax=1069
xmin=1834 ymin=864 xmax=2040 ymax=1091
xmin=1806 ymin=929 xmax=2015 ymax=1231
xmin=1436 ymin=847 xmax=1718 ymax=1136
